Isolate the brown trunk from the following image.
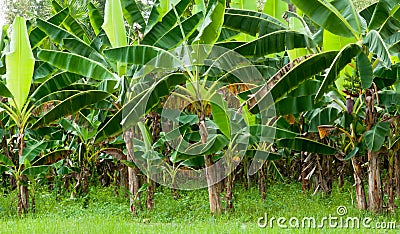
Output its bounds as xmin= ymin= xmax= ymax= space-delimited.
xmin=17 ymin=177 xmax=29 ymax=214
xmin=367 ymin=151 xmax=382 ymax=212
xmin=365 ymin=90 xmax=382 ymax=213
xmin=388 ymin=154 xmax=395 ymax=211
xmin=124 ymin=130 xmax=141 ymax=214
xmin=351 ymin=157 xmax=367 ymax=210
xmin=199 ymin=113 xmax=221 ymax=215
xmin=146 ymin=180 xmax=155 ymax=210
xmin=17 ymin=133 xmax=29 ymax=215
xmin=259 ymin=165 xmax=267 ymax=200
xmin=225 ymin=171 xmax=236 ymax=211
xmin=301 ymin=152 xmax=309 ymax=192
xmin=395 ymin=152 xmax=400 ymax=199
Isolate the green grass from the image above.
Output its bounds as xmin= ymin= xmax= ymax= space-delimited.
xmin=0 ymin=181 xmax=399 ymax=233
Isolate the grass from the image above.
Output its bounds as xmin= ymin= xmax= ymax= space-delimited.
xmin=0 ymin=181 xmax=399 ymax=233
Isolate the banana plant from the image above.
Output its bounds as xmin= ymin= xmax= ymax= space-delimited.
xmin=241 ymin=0 xmax=400 ymax=212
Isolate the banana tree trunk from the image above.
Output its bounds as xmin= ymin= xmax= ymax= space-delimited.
xmin=367 ymin=151 xmax=382 ymax=212
xmin=365 ymin=91 xmax=382 ymax=213
xmin=17 ymin=133 xmax=29 ymax=214
xmin=388 ymin=153 xmax=395 ymax=211
xmin=199 ymin=112 xmax=221 ymax=215
xmin=395 ymin=152 xmax=400 ymax=199
xmin=124 ymin=130 xmax=141 ymax=214
xmin=351 ymin=157 xmax=367 ymax=210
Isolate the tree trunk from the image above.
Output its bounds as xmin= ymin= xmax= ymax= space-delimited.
xmin=225 ymin=170 xmax=236 ymax=211
xmin=259 ymin=165 xmax=267 ymax=200
xmin=395 ymin=152 xmax=400 ymax=199
xmin=199 ymin=113 xmax=221 ymax=215
xmin=367 ymin=151 xmax=382 ymax=212
xmin=351 ymin=157 xmax=367 ymax=210
xmin=124 ymin=130 xmax=141 ymax=214
xmin=146 ymin=180 xmax=155 ymax=210
xmin=388 ymin=153 xmax=395 ymax=211
xmin=365 ymin=90 xmax=382 ymax=213
xmin=17 ymin=133 xmax=29 ymax=215
xmin=301 ymin=152 xmax=309 ymax=192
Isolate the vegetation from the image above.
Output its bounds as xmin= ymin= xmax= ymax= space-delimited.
xmin=0 ymin=0 xmax=399 ymax=232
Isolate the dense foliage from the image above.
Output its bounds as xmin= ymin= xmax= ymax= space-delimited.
xmin=0 ymin=0 xmax=399 ymax=220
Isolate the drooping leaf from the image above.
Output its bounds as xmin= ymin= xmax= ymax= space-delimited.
xmin=277 ymin=137 xmax=337 ymax=155
xmin=0 ymin=82 xmax=13 ymax=98
xmin=364 ymin=122 xmax=390 ymax=151
xmin=357 ymin=52 xmax=373 ymax=89
xmin=223 ymin=8 xmax=287 ymax=37
xmin=20 ymin=141 xmax=48 ymax=164
xmin=344 ymin=147 xmax=359 ymax=160
xmin=121 ymin=0 xmax=145 ymax=28
xmin=37 ymin=50 xmax=117 ymax=81
xmin=95 ymin=74 xmax=187 ymax=143
xmin=21 ymin=165 xmax=49 ymax=176
xmin=32 ymin=91 xmax=111 ymax=128
xmin=29 ymin=8 xmax=69 ymax=48
xmin=6 ymin=17 xmax=35 ymax=112
xmin=363 ymin=30 xmax=392 ymax=68
xmin=0 ymin=154 xmax=14 ymax=167
xmin=31 ymin=72 xmax=82 ymax=102
xmin=219 ymin=30 xmax=316 ymax=57
xmin=248 ymin=51 xmax=340 ymax=114
xmin=33 ymin=149 xmax=72 ymax=165
xmin=88 ymin=2 xmax=104 ymax=36
xmin=104 ymin=45 xmax=178 ymax=65
xmin=315 ymin=43 xmax=361 ymax=102
xmin=368 ymin=0 xmax=400 ymax=38
xmin=154 ymin=12 xmax=203 ymax=50
xmin=193 ymin=0 xmax=226 ymax=45
xmin=291 ymin=0 xmax=358 ymax=38
xmin=142 ymin=0 xmax=192 ymax=45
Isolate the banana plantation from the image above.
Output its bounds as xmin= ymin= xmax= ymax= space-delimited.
xmin=1 ymin=0 xmax=400 ymax=230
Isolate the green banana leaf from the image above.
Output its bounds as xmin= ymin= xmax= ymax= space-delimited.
xmin=6 ymin=17 xmax=35 ymax=112
xmin=31 ymin=72 xmax=83 ymax=102
xmin=357 ymin=52 xmax=373 ymax=89
xmin=0 ymin=82 xmax=13 ymax=98
xmin=88 ymin=2 xmax=104 ymax=35
xmin=263 ymin=0 xmax=287 ymax=23
xmin=248 ymin=51 xmax=340 ymax=114
xmin=32 ymin=90 xmax=111 ymax=128
xmin=154 ymin=12 xmax=203 ymax=50
xmin=315 ymin=43 xmax=361 ymax=102
xmin=364 ymin=122 xmax=390 ymax=151
xmin=277 ymin=137 xmax=337 ymax=155
xmin=291 ymin=0 xmax=359 ymax=38
xmin=20 ymin=141 xmax=48 ymax=165
xmin=223 ymin=8 xmax=287 ymax=36
xmin=142 ymin=0 xmax=192 ymax=45
xmin=121 ymin=0 xmax=145 ymax=28
xmin=37 ymin=50 xmax=117 ymax=81
xmin=193 ymin=0 xmax=226 ymax=45
xmin=21 ymin=165 xmax=49 ymax=176
xmin=29 ymin=8 xmax=69 ymax=48
xmin=102 ymin=0 xmax=127 ymax=48
xmin=368 ymin=0 xmax=400 ymax=38
xmin=0 ymin=154 xmax=14 ymax=167
xmin=363 ymin=30 xmax=392 ymax=68
xmin=95 ymin=74 xmax=187 ymax=143
xmin=33 ymin=149 xmax=72 ymax=165
xmin=219 ymin=30 xmax=315 ymax=57
xmin=230 ymin=0 xmax=257 ymax=10
xmin=378 ymin=90 xmax=400 ymax=108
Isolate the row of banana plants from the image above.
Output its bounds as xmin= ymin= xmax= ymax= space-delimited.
xmin=0 ymin=0 xmax=399 ymax=215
